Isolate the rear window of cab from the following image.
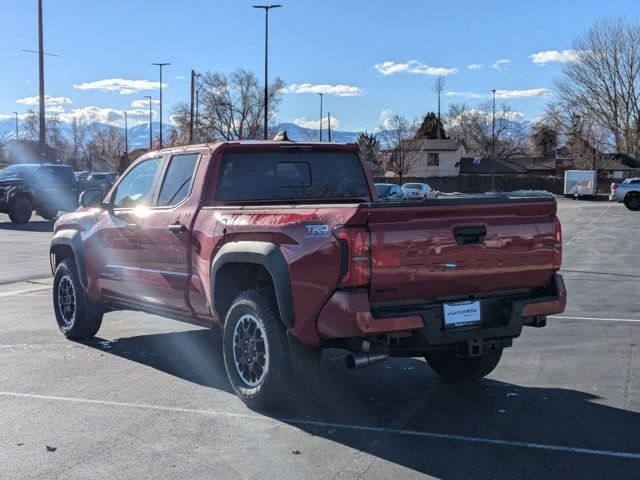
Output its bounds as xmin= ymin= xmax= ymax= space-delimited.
xmin=215 ymin=151 xmax=370 ymax=202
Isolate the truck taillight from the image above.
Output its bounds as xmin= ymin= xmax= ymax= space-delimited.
xmin=552 ymin=215 xmax=562 ymax=271
xmin=334 ymin=226 xmax=371 ymax=288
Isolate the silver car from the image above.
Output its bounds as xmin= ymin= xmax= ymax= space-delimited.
xmin=401 ymin=182 xmax=432 ymax=200
xmin=610 ymin=178 xmax=640 ymax=210
xmin=375 ymin=183 xmax=405 ymax=202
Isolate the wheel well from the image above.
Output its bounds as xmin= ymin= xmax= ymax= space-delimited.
xmin=625 ymin=191 xmax=639 ymax=200
xmin=10 ymin=192 xmax=34 ymax=206
xmin=50 ymin=244 xmax=75 ymax=270
xmin=214 ymin=263 xmax=278 ymax=322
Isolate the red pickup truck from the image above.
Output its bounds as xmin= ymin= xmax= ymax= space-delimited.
xmin=50 ymin=140 xmax=566 ymax=408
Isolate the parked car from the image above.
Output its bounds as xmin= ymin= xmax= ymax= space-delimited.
xmin=78 ymin=172 xmax=117 ymax=198
xmin=610 ymin=177 xmax=640 ymax=210
xmin=374 ymin=183 xmax=405 ymax=201
xmin=50 ymin=140 xmax=566 ymax=408
xmin=0 ymin=164 xmax=79 ymax=223
xmin=402 ymin=182 xmax=432 ymax=200
xmin=74 ymin=171 xmax=89 ymax=181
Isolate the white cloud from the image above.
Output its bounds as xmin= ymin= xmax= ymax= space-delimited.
xmin=448 ymin=108 xmax=526 ymax=126
xmin=73 ymin=78 xmax=165 ymax=95
xmin=58 ymin=106 xmax=154 ymax=125
xmin=377 ymin=109 xmax=393 ymax=129
xmin=130 ymin=98 xmax=160 ymax=108
xmin=174 ymin=75 xmax=185 ymax=80
xmin=445 ymin=88 xmax=553 ymax=100
xmin=281 ymin=83 xmax=364 ymax=97
xmin=293 ymin=116 xmax=339 ymax=130
xmin=529 ymin=49 xmax=580 ymax=65
xmin=374 ymin=60 xmax=458 ymax=77
xmin=492 ymin=59 xmax=510 ymax=71
xmin=0 ymin=113 xmax=28 ymax=120
xmin=467 ymin=63 xmax=484 ymax=71
xmin=15 ymin=95 xmax=73 ymax=106
xmin=45 ymin=105 xmax=66 ymax=114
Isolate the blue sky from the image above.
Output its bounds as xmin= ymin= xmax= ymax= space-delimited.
xmin=1 ymin=0 xmax=638 ymax=132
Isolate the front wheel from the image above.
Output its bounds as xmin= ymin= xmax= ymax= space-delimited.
xmin=222 ymin=290 xmax=292 ymax=409
xmin=39 ymin=209 xmax=58 ymax=221
xmin=53 ymin=258 xmax=103 ymax=339
xmin=8 ymin=197 xmax=32 ymax=224
xmin=425 ymin=347 xmax=503 ymax=381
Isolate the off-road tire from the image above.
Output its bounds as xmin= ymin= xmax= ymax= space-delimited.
xmin=425 ymin=347 xmax=503 ymax=381
xmin=222 ymin=289 xmax=292 ymax=409
xmin=39 ymin=209 xmax=58 ymax=221
xmin=624 ymin=194 xmax=640 ymax=211
xmin=53 ymin=258 xmax=103 ymax=339
xmin=8 ymin=197 xmax=32 ymax=224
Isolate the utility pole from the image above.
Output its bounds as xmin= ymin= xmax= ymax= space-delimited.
xmin=38 ymin=0 xmax=46 ymax=159
xmin=11 ymin=112 xmax=19 ymax=140
xmin=253 ymin=5 xmax=281 ymax=140
xmin=327 ymin=111 xmax=332 ymax=142
xmin=151 ymin=62 xmax=170 ymax=148
xmin=318 ymin=93 xmax=323 ymax=141
xmin=491 ymin=89 xmax=496 ymax=191
xmin=144 ymin=95 xmax=152 ymax=150
xmin=195 ymin=88 xmax=200 ymax=144
xmin=189 ymin=69 xmax=196 ymax=144
xmin=124 ymin=111 xmax=128 ymax=152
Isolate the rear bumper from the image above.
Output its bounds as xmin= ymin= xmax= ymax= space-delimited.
xmin=317 ymin=274 xmax=566 ymax=346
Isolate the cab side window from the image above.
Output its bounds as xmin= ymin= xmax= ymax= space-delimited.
xmin=113 ymin=157 xmax=162 ymax=208
xmin=157 ymin=154 xmax=199 ymax=207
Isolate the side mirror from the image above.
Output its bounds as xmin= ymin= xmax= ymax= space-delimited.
xmin=79 ymin=188 xmax=105 ymax=208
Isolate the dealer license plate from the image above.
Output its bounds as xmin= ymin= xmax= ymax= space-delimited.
xmin=443 ymin=300 xmax=482 ymax=328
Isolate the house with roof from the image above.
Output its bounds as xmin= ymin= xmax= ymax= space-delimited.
xmin=402 ymin=139 xmax=466 ymax=177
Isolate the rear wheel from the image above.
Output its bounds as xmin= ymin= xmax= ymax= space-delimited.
xmin=425 ymin=347 xmax=503 ymax=381
xmin=53 ymin=258 xmax=103 ymax=339
xmin=8 ymin=197 xmax=32 ymax=224
xmin=222 ymin=289 xmax=292 ymax=409
xmin=624 ymin=194 xmax=640 ymax=211
xmin=39 ymin=209 xmax=58 ymax=221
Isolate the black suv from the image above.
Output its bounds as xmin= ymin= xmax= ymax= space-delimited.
xmin=0 ymin=164 xmax=79 ymax=224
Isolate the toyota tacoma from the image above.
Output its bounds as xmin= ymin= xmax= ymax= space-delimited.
xmin=50 ymin=140 xmax=566 ymax=408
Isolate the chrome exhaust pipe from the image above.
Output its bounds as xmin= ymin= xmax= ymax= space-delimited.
xmin=345 ymin=352 xmax=389 ymax=370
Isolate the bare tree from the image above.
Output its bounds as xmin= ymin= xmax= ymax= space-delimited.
xmin=445 ymin=101 xmax=526 ymax=157
xmin=555 ymin=17 xmax=640 ymax=157
xmin=357 ymin=131 xmax=382 ymax=175
xmin=194 ymin=69 xmax=284 ymax=141
xmin=379 ymin=114 xmax=418 ymax=184
xmin=432 ymin=75 xmax=446 ymax=138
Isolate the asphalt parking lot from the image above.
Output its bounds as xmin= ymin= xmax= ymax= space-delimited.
xmin=0 ymin=199 xmax=638 ymax=479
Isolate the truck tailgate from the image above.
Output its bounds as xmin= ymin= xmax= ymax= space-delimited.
xmin=364 ymin=197 xmax=560 ymax=304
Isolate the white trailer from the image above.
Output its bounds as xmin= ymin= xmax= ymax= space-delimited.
xmin=564 ymin=170 xmax=597 ymax=198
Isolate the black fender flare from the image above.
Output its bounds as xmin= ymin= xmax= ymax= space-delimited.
xmin=50 ymin=230 xmax=87 ymax=289
xmin=211 ymin=241 xmax=295 ymax=329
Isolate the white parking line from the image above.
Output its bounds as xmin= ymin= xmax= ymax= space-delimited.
xmin=1 ymin=391 xmax=639 ymax=460
xmin=0 ymin=285 xmax=50 ymax=299
xmin=564 ymin=204 xmax=611 ymax=246
xmin=551 ymin=315 xmax=640 ymax=323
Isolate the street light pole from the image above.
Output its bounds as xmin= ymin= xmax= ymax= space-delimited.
xmin=491 ymin=89 xmax=496 ymax=191
xmin=189 ymin=69 xmax=196 ymax=144
xmin=37 ymin=0 xmax=46 ymax=159
xmin=195 ymin=88 xmax=200 ymax=144
xmin=318 ymin=93 xmax=323 ymax=142
xmin=253 ymin=5 xmax=281 ymax=140
xmin=11 ymin=112 xmax=18 ymax=141
xmin=143 ymin=95 xmax=152 ymax=150
xmin=151 ymin=62 xmax=170 ymax=148
xmin=124 ymin=111 xmax=128 ymax=153
xmin=327 ymin=111 xmax=332 ymax=142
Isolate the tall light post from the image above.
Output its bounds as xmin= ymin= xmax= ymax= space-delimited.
xmin=38 ymin=0 xmax=46 ymax=159
xmin=123 ymin=111 xmax=128 ymax=152
xmin=318 ymin=93 xmax=323 ymax=142
xmin=11 ymin=112 xmax=18 ymax=141
xmin=491 ymin=89 xmax=496 ymax=191
xmin=143 ymin=95 xmax=153 ymax=150
xmin=195 ymin=86 xmax=201 ymax=144
xmin=253 ymin=4 xmax=281 ymax=140
xmin=151 ymin=62 xmax=170 ymax=148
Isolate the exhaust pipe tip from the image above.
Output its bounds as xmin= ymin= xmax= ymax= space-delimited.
xmin=345 ymin=352 xmax=389 ymax=370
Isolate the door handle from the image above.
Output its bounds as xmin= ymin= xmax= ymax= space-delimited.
xmin=168 ymin=223 xmax=187 ymax=234
xmin=453 ymin=225 xmax=487 ymax=245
